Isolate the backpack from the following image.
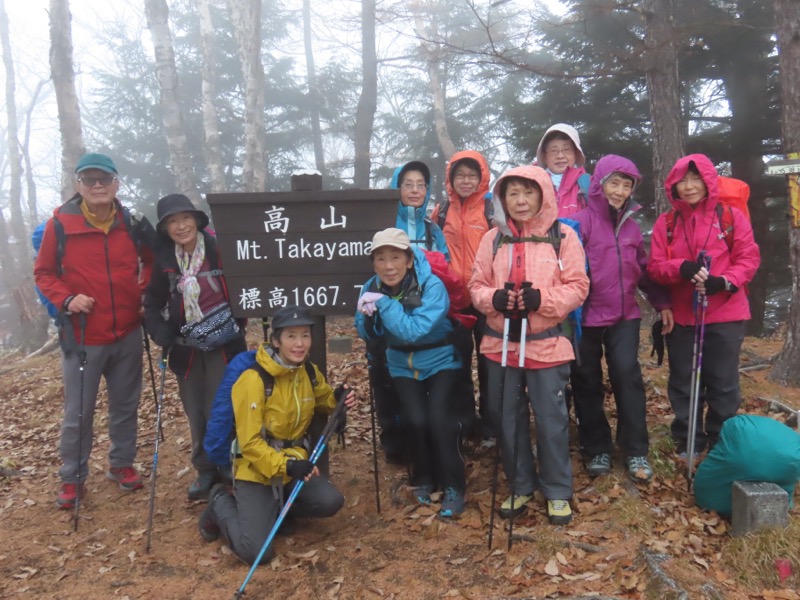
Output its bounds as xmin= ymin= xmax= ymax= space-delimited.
xmin=492 ymin=217 xmax=586 ymax=353
xmin=421 ymin=249 xmax=477 ymax=329
xmin=664 ymin=176 xmax=750 ymax=259
xmin=31 ymin=222 xmax=60 ymax=319
xmin=203 ymin=350 xmax=318 ymax=468
xmin=576 ymin=173 xmax=590 ymax=211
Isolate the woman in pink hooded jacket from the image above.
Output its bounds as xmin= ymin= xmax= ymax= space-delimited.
xmin=536 ymin=123 xmax=590 ymax=218
xmin=647 ymin=154 xmax=760 ymax=455
xmin=469 ymin=165 xmax=589 ymax=525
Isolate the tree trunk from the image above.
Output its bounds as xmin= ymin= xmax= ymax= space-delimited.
xmin=353 ymin=0 xmax=377 ymax=189
xmin=715 ymin=2 xmax=775 ymax=336
xmin=48 ymin=0 xmax=84 ymax=201
xmin=0 ymin=0 xmax=29 ymax=269
xmin=144 ymin=0 xmax=201 ymax=205
xmin=228 ymin=0 xmax=267 ymax=192
xmin=413 ymin=3 xmax=456 ymax=160
xmin=769 ymin=0 xmax=800 ymax=385
xmin=22 ymin=80 xmax=47 ymax=226
xmin=303 ymin=0 xmax=325 ymax=173
xmin=198 ymin=0 xmax=226 ymax=193
xmin=643 ymin=0 xmax=684 ymax=215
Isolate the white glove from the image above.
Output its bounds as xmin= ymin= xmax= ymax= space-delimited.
xmin=357 ymin=291 xmax=385 ymax=316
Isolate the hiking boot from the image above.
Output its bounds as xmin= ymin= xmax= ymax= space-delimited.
xmin=413 ymin=485 xmax=434 ymax=505
xmin=499 ymin=493 xmax=532 ymax=519
xmin=627 ymin=456 xmax=653 ymax=483
xmin=383 ymin=450 xmax=407 ymax=466
xmin=56 ymin=482 xmax=86 ymax=510
xmin=547 ymin=499 xmax=573 ymax=525
xmin=106 ymin=466 xmax=143 ymax=491
xmin=439 ymin=487 xmax=465 ymax=518
xmin=198 ymin=504 xmax=221 ymax=542
xmin=586 ymin=453 xmax=612 ymax=477
xmin=188 ymin=470 xmax=218 ymax=502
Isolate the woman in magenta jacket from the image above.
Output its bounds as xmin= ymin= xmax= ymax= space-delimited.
xmin=647 ymin=154 xmax=760 ymax=455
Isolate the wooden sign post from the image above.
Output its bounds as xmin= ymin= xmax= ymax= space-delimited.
xmin=766 ymin=155 xmax=800 ymax=228
xmin=207 ymin=174 xmax=397 ymax=376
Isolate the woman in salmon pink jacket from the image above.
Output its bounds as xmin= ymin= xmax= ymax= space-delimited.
xmin=647 ymin=154 xmax=760 ymax=455
xmin=469 ymin=165 xmax=589 ymax=525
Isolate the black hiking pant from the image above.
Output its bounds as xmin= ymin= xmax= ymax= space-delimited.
xmin=666 ymin=320 xmax=745 ymax=451
xmin=572 ymin=319 xmax=649 ymax=458
xmin=366 ymin=338 xmax=407 ymax=461
xmin=393 ymin=368 xmax=466 ymax=493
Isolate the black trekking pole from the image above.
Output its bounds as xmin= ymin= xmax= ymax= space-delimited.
xmin=73 ymin=313 xmax=88 ymax=532
xmin=508 ymin=282 xmax=531 ymax=551
xmin=142 ymin=327 xmax=164 ymax=442
xmin=145 ymin=350 xmax=168 ymax=553
xmin=488 ymin=282 xmax=515 ymax=550
xmin=232 ymin=389 xmax=349 ymax=599
xmin=687 ymin=252 xmax=710 ymax=490
xmin=367 ymin=365 xmax=381 ymax=513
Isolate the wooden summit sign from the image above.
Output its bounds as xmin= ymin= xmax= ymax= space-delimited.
xmin=207 ymin=179 xmax=397 ymax=318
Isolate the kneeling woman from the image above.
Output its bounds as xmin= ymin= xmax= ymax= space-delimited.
xmin=356 ymin=228 xmax=466 ymax=518
xmin=198 ymin=306 xmax=356 ymax=565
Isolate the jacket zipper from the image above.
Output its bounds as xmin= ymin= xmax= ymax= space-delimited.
xmin=104 ymin=235 xmax=120 ymax=341
xmin=293 ymin=371 xmax=301 ymax=430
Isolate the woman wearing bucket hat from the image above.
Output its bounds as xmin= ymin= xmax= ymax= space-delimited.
xmin=355 ymin=228 xmax=467 ymax=518
xmin=144 ymin=194 xmax=246 ymax=501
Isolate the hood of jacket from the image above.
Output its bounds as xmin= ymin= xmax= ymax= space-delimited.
xmin=536 ymin=123 xmax=586 ymax=168
xmin=665 ymin=153 xmax=720 ymax=214
xmin=491 ymin=165 xmax=558 ymax=237
xmin=444 ymin=150 xmax=491 ymax=207
xmin=392 ymin=162 xmax=432 ymax=237
xmin=588 ymin=154 xmax=641 ymax=214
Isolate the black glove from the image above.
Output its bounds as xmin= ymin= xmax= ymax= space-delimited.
xmin=651 ymin=319 xmax=665 ymax=366
xmin=286 ymin=459 xmax=314 ymax=480
xmin=679 ymin=260 xmax=703 ymax=281
xmin=492 ymin=289 xmax=512 ymax=313
xmin=703 ymin=275 xmax=728 ymax=296
xmin=152 ymin=324 xmax=176 ymax=348
xmin=519 ymin=287 xmax=542 ymax=312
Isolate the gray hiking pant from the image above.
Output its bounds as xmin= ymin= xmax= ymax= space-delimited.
xmin=59 ymin=328 xmax=142 ymax=483
xmin=486 ymin=360 xmax=573 ymax=500
xmin=213 ymin=477 xmax=343 ymax=565
xmin=175 ymin=346 xmax=228 ymax=473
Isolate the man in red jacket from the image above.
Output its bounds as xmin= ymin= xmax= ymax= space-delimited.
xmin=34 ymin=153 xmax=155 ymax=509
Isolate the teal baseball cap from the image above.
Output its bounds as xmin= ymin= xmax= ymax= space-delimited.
xmin=75 ymin=153 xmax=118 ymax=175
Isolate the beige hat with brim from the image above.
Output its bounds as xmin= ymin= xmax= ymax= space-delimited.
xmin=371 ymin=227 xmax=411 ymax=252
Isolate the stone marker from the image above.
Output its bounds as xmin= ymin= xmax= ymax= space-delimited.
xmin=328 ymin=336 xmax=353 ymax=355
xmin=731 ymin=481 xmax=789 ymax=537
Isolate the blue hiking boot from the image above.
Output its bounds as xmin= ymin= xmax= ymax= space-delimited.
xmin=439 ymin=487 xmax=465 ymax=518
xmin=413 ymin=485 xmax=434 ymax=505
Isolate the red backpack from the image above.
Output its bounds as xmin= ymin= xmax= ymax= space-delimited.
xmin=665 ymin=176 xmax=750 ymax=259
xmin=421 ymin=249 xmax=477 ymax=329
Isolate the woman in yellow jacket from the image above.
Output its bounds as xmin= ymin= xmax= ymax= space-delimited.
xmin=198 ymin=306 xmax=355 ymax=565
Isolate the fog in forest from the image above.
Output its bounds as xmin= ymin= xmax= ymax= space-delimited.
xmin=0 ymin=0 xmax=794 ymax=350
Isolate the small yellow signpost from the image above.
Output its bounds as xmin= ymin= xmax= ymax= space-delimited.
xmin=766 ymin=153 xmax=800 ymax=228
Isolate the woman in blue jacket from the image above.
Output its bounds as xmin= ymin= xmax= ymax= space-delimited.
xmin=392 ymin=161 xmax=449 ymax=258
xmin=369 ymin=162 xmax=451 ymax=464
xmin=356 ymin=228 xmax=465 ymax=518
